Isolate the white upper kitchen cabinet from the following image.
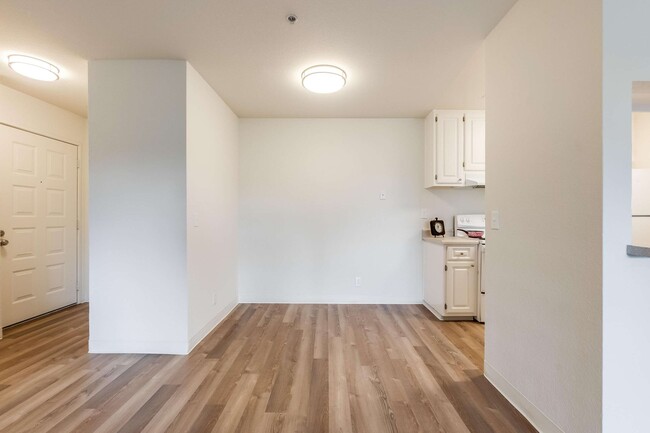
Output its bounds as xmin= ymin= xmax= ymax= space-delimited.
xmin=464 ymin=111 xmax=486 ymax=172
xmin=424 ymin=109 xmax=486 ymax=188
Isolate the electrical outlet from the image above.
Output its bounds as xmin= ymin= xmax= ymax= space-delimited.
xmin=379 ymin=192 xmax=386 ymax=200
xmin=355 ymin=277 xmax=362 ymax=287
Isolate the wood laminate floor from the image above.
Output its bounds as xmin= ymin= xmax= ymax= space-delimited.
xmin=0 ymin=303 xmax=536 ymax=433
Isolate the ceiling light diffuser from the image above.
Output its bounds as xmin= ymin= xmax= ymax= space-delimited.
xmin=8 ymin=55 xmax=60 ymax=81
xmin=301 ymin=65 xmax=346 ymax=94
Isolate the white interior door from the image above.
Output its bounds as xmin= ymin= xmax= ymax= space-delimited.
xmin=0 ymin=125 xmax=78 ymax=327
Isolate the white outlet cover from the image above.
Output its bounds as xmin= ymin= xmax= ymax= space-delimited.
xmin=380 ymin=192 xmax=386 ymax=200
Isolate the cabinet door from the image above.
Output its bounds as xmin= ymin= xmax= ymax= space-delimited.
xmin=464 ymin=111 xmax=486 ymax=172
xmin=434 ymin=111 xmax=465 ymax=185
xmin=445 ymin=261 xmax=477 ymax=315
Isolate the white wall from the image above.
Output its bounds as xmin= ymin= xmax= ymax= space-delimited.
xmin=421 ymin=188 xmax=485 ymax=232
xmin=239 ymin=119 xmax=423 ymax=304
xmin=0 ymin=83 xmax=86 ymax=145
xmin=603 ymin=2 xmax=650 ymax=431
xmin=436 ymin=42 xmax=486 ymax=111
xmin=88 ymin=60 xmax=189 ymax=354
xmin=0 ymin=83 xmax=88 ymax=337
xmin=485 ymin=1 xmax=602 ymax=432
xmin=186 ymin=64 xmax=239 ymax=348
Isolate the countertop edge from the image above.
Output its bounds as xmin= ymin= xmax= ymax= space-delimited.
xmin=422 ymin=231 xmax=480 ymax=245
xmin=627 ymin=245 xmax=650 ymax=257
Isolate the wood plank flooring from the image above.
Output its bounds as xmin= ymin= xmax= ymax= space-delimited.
xmin=0 ymin=303 xmax=536 ymax=433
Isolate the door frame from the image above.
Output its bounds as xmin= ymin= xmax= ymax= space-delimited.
xmin=0 ymin=122 xmax=81 ymax=330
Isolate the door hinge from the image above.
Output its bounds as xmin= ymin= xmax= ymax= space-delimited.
xmin=435 ymin=116 xmax=438 ymax=122
xmin=463 ymin=161 xmax=466 ymax=168
xmin=444 ymin=303 xmax=447 ymax=310
xmin=444 ymin=264 xmax=448 ymax=271
xmin=463 ymin=115 xmax=466 ymax=122
xmin=76 ymin=220 xmax=79 ymax=230
xmin=435 ymin=174 xmax=438 ymax=181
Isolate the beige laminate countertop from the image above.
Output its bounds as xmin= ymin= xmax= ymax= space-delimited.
xmin=421 ymin=231 xmax=480 ymax=245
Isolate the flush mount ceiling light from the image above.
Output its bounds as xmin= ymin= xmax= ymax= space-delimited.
xmin=301 ymin=65 xmax=346 ymax=94
xmin=8 ymin=55 xmax=60 ymax=81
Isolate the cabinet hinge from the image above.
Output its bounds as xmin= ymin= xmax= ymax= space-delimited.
xmin=435 ymin=116 xmax=438 ymax=122
xmin=444 ymin=303 xmax=447 ymax=310
xmin=463 ymin=115 xmax=466 ymax=122
xmin=463 ymin=161 xmax=466 ymax=168
xmin=435 ymin=174 xmax=438 ymax=181
xmin=444 ymin=264 xmax=448 ymax=271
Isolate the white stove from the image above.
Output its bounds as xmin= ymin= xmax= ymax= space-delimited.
xmin=454 ymin=214 xmax=486 ymax=240
xmin=455 ymin=214 xmax=486 ymax=323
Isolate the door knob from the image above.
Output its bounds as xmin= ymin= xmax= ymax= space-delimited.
xmin=0 ymin=230 xmax=8 ymax=247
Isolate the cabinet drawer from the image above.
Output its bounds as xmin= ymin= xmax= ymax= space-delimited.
xmin=446 ymin=246 xmax=476 ymax=261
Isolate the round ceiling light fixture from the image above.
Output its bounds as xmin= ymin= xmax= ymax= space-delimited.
xmin=301 ymin=65 xmax=346 ymax=94
xmin=8 ymin=54 xmax=60 ymax=81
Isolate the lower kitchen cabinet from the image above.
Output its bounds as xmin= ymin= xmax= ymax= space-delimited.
xmin=423 ymin=238 xmax=478 ymax=320
xmin=445 ymin=261 xmax=478 ymax=315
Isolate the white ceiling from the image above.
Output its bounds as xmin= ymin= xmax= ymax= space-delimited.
xmin=0 ymin=0 xmax=516 ymax=118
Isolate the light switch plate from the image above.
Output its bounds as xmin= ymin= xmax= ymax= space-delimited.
xmin=491 ymin=210 xmax=500 ymax=230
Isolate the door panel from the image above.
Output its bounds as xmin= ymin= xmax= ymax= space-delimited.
xmin=446 ymin=261 xmax=477 ymax=315
xmin=0 ymin=125 xmax=78 ymax=326
xmin=464 ymin=112 xmax=486 ymax=172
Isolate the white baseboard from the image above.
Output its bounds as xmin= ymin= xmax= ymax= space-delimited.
xmin=88 ymin=339 xmax=189 ymax=355
xmin=484 ymin=362 xmax=565 ymax=433
xmin=187 ymin=300 xmax=238 ymax=353
xmin=237 ymin=299 xmax=422 ymax=305
xmin=422 ymin=301 xmax=474 ymax=321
